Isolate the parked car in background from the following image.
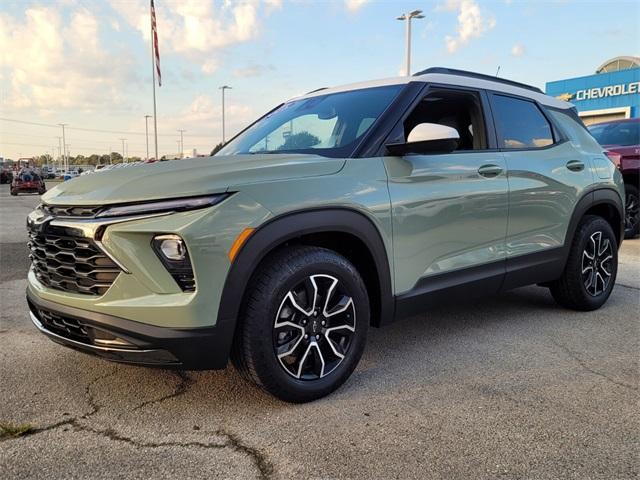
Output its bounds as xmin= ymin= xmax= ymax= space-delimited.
xmin=41 ymin=166 xmax=57 ymax=179
xmin=63 ymin=170 xmax=79 ymax=181
xmin=10 ymin=169 xmax=46 ymax=195
xmin=27 ymin=68 xmax=624 ymax=402
xmin=0 ymin=168 xmax=13 ymax=184
xmin=589 ymin=118 xmax=640 ymax=238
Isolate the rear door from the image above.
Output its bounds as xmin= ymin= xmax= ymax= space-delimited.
xmin=488 ymin=93 xmax=595 ymax=284
xmin=383 ymin=86 xmax=509 ymax=298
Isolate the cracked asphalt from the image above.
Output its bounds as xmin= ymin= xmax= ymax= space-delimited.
xmin=1 ymin=183 xmax=638 ymax=479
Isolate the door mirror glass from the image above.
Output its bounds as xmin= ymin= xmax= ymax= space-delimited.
xmin=386 ymin=123 xmax=460 ymax=155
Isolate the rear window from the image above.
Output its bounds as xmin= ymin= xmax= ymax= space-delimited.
xmin=492 ymin=95 xmax=554 ymax=149
xmin=588 ymin=122 xmax=640 ymax=147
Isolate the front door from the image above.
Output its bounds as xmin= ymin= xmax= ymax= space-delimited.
xmin=383 ymin=87 xmax=509 ymax=297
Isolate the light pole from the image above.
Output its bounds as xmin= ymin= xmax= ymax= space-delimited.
xmin=120 ymin=138 xmax=126 ymax=163
xmin=58 ymin=124 xmax=68 ymax=172
xmin=177 ymin=129 xmax=185 ymax=159
xmin=396 ymin=10 xmax=424 ymax=76
xmin=144 ymin=115 xmax=152 ymax=160
xmin=219 ymin=85 xmax=232 ymax=143
xmin=56 ymin=136 xmax=62 ymax=170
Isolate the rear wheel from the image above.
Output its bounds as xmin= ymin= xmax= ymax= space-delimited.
xmin=232 ymin=246 xmax=369 ymax=403
xmin=549 ymin=215 xmax=618 ymax=311
xmin=624 ymin=183 xmax=639 ymax=239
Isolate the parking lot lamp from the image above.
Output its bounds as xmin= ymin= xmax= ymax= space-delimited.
xmin=397 ymin=10 xmax=424 ymax=76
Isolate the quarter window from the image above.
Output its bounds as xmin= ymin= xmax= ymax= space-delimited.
xmin=492 ymin=95 xmax=554 ymax=149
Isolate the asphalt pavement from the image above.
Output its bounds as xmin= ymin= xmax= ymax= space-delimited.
xmin=0 ymin=183 xmax=638 ymax=479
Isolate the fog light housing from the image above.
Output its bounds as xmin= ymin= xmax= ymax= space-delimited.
xmin=152 ymin=234 xmax=196 ymax=291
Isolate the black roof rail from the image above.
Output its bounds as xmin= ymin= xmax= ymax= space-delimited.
xmin=413 ymin=67 xmax=543 ymax=94
xmin=305 ymin=87 xmax=328 ymax=95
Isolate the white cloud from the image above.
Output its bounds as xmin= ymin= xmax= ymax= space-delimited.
xmin=108 ymin=0 xmax=281 ymax=75
xmin=345 ymin=0 xmax=370 ymax=12
xmin=0 ymin=7 xmax=135 ymax=112
xmin=511 ymin=43 xmax=525 ymax=57
xmin=233 ymin=64 xmax=275 ymax=78
xmin=441 ymin=0 xmax=496 ymax=53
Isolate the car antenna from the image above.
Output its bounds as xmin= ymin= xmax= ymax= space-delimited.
xmin=495 ymin=65 xmax=501 ymax=77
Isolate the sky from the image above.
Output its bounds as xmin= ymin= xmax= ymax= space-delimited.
xmin=1 ymin=0 xmax=638 ymax=160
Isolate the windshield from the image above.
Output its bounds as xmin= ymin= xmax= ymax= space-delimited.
xmin=588 ymin=121 xmax=640 ymax=146
xmin=217 ymin=85 xmax=403 ymax=157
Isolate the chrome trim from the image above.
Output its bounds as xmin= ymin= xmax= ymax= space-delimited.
xmin=48 ymin=212 xmax=171 ymax=239
xmin=30 ymin=311 xmax=152 ymax=355
xmin=94 ymin=239 xmax=131 ymax=274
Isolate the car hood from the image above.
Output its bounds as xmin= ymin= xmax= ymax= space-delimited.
xmin=42 ymin=154 xmax=345 ymax=206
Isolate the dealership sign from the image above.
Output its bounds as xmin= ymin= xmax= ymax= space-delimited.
xmin=558 ymin=81 xmax=640 ymax=102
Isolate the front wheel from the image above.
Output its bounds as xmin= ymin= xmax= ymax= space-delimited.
xmin=232 ymin=246 xmax=369 ymax=403
xmin=624 ymin=183 xmax=639 ymax=239
xmin=10 ymin=188 xmax=18 ymax=196
xmin=549 ymin=215 xmax=618 ymax=311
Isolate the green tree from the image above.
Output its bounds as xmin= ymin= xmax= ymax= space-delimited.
xmin=210 ymin=142 xmax=225 ymax=155
xmin=278 ymin=131 xmax=320 ymax=150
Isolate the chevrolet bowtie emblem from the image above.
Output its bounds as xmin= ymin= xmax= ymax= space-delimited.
xmin=556 ymin=92 xmax=574 ymax=102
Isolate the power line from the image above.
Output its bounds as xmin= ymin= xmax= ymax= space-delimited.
xmin=0 ymin=117 xmax=214 ymax=138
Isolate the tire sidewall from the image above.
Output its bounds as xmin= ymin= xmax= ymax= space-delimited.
xmin=248 ymin=251 xmax=369 ymax=401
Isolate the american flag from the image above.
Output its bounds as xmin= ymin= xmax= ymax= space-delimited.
xmin=151 ymin=0 xmax=161 ymax=86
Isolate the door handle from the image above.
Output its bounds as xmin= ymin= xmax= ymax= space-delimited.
xmin=478 ymin=164 xmax=503 ymax=178
xmin=566 ymin=160 xmax=585 ymax=172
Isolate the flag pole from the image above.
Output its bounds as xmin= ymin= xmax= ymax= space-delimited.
xmin=150 ymin=1 xmax=159 ymax=160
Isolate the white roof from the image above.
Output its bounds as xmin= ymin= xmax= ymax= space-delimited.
xmin=293 ymin=72 xmax=571 ymax=110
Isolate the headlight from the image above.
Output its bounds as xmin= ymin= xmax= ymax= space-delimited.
xmin=96 ymin=194 xmax=229 ymax=219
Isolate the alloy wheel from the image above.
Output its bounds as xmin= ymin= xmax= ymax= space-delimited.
xmin=273 ymin=274 xmax=356 ymax=380
xmin=581 ymin=231 xmax=613 ymax=297
xmin=625 ymin=193 xmax=639 ymax=233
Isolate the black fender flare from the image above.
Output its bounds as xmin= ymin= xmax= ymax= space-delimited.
xmin=215 ymin=208 xmax=395 ymax=362
xmin=565 ymin=187 xmax=624 ymax=252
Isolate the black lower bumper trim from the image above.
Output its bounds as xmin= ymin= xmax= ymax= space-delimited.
xmin=27 ymin=289 xmax=234 ymax=370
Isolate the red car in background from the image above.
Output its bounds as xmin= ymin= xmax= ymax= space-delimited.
xmin=10 ymin=169 xmax=46 ymax=196
xmin=589 ymin=118 xmax=640 ymax=238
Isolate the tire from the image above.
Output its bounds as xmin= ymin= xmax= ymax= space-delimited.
xmin=231 ymin=245 xmax=369 ymax=403
xmin=624 ymin=183 xmax=639 ymax=239
xmin=10 ymin=189 xmax=17 ymax=196
xmin=549 ymin=215 xmax=618 ymax=311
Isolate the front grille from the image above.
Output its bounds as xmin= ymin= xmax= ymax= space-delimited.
xmin=28 ymin=229 xmax=121 ymax=296
xmin=41 ymin=204 xmax=102 ymax=218
xmin=33 ymin=305 xmax=91 ymax=344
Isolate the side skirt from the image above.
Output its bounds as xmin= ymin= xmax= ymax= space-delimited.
xmin=393 ymin=247 xmax=567 ymax=321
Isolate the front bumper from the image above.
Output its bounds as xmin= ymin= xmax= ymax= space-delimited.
xmin=27 ymin=289 xmax=235 ymax=370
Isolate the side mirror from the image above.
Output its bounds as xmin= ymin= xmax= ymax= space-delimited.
xmin=386 ymin=123 xmax=460 ymax=155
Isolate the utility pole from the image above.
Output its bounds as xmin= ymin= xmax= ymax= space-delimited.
xmin=58 ymin=124 xmax=68 ymax=172
xmin=144 ymin=115 xmax=152 ymax=160
xmin=219 ymin=85 xmax=232 ymax=143
xmin=396 ymin=10 xmax=424 ymax=76
xmin=120 ymin=138 xmax=126 ymax=163
xmin=56 ymin=136 xmax=62 ymax=168
xmin=176 ymin=140 xmax=181 ymax=158
xmin=177 ymin=129 xmax=185 ymax=159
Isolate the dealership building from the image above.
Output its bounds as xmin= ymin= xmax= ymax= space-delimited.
xmin=545 ymin=56 xmax=640 ymax=125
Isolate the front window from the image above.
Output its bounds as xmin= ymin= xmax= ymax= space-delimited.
xmin=217 ymin=85 xmax=403 ymax=158
xmin=588 ymin=121 xmax=640 ymax=147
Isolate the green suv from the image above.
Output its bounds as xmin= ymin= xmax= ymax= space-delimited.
xmin=27 ymin=68 xmax=625 ymax=402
